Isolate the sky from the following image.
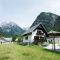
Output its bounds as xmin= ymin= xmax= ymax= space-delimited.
xmin=0 ymin=0 xmax=60 ymax=28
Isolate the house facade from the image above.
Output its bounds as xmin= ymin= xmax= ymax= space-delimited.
xmin=23 ymin=23 xmax=48 ymax=45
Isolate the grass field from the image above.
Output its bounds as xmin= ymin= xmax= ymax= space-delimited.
xmin=0 ymin=43 xmax=60 ymax=60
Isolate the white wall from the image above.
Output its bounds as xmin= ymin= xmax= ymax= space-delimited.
xmin=47 ymin=36 xmax=60 ymax=43
xmin=23 ymin=29 xmax=46 ymax=43
xmin=23 ymin=30 xmax=37 ymax=43
xmin=32 ymin=30 xmax=37 ymax=40
xmin=23 ymin=34 xmax=32 ymax=43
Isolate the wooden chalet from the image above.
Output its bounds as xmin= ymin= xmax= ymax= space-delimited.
xmin=23 ymin=23 xmax=48 ymax=45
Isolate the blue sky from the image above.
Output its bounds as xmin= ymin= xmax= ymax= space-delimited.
xmin=0 ymin=0 xmax=60 ymax=28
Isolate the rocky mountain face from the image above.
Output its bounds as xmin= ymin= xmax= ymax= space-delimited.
xmin=31 ymin=12 xmax=60 ymax=32
xmin=0 ymin=22 xmax=25 ymax=36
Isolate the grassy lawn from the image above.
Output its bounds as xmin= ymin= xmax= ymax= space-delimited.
xmin=0 ymin=43 xmax=60 ymax=60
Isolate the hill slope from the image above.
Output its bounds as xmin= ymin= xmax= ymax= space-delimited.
xmin=31 ymin=12 xmax=60 ymax=31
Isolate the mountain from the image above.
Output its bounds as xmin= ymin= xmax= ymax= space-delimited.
xmin=31 ymin=12 xmax=60 ymax=32
xmin=0 ymin=22 xmax=25 ymax=36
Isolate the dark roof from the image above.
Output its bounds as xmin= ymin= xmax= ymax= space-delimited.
xmin=23 ymin=23 xmax=48 ymax=36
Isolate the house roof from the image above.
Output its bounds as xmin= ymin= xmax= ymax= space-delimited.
xmin=0 ymin=37 xmax=12 ymax=42
xmin=48 ymin=30 xmax=60 ymax=33
xmin=23 ymin=23 xmax=48 ymax=36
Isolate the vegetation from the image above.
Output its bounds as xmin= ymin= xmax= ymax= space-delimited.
xmin=12 ymin=35 xmax=17 ymax=42
xmin=17 ymin=35 xmax=23 ymax=42
xmin=0 ymin=43 xmax=60 ymax=60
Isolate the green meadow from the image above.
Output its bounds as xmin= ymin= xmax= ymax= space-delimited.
xmin=0 ymin=43 xmax=60 ymax=60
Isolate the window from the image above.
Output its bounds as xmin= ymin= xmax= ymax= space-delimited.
xmin=25 ymin=36 xmax=28 ymax=40
xmin=40 ymin=37 xmax=44 ymax=40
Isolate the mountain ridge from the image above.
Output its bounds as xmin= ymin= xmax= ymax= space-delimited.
xmin=31 ymin=12 xmax=60 ymax=32
xmin=0 ymin=22 xmax=25 ymax=36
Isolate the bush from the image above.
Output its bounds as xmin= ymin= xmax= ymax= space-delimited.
xmin=12 ymin=35 xmax=17 ymax=42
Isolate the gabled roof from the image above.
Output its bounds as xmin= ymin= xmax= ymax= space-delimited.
xmin=23 ymin=23 xmax=48 ymax=36
xmin=0 ymin=37 xmax=12 ymax=42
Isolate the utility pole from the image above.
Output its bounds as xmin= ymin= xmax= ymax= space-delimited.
xmin=52 ymin=36 xmax=55 ymax=51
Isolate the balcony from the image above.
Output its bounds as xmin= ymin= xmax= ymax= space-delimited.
xmin=36 ymin=30 xmax=44 ymax=35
